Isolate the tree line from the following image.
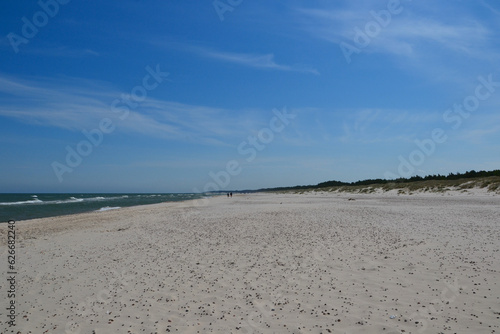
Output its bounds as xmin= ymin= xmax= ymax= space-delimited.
xmin=259 ymin=169 xmax=500 ymax=192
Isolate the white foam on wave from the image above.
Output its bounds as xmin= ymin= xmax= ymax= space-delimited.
xmin=56 ymin=197 xmax=85 ymax=204
xmin=96 ymin=206 xmax=121 ymax=212
xmin=0 ymin=195 xmax=115 ymax=206
xmin=46 ymin=197 xmax=85 ymax=204
xmin=0 ymin=198 xmax=44 ymax=205
xmin=63 ymin=196 xmax=108 ymax=203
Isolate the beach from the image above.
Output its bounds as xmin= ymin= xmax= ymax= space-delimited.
xmin=1 ymin=191 xmax=499 ymax=333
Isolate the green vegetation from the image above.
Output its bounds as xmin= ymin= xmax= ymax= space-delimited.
xmin=259 ymin=169 xmax=500 ymax=194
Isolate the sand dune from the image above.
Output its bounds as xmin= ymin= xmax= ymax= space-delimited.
xmin=1 ymin=192 xmax=499 ymax=333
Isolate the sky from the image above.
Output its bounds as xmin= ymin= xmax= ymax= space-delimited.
xmin=1 ymin=0 xmax=500 ymax=193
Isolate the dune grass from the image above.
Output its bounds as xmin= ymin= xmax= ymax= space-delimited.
xmin=288 ymin=176 xmax=500 ymax=195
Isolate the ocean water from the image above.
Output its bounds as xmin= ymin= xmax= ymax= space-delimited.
xmin=0 ymin=193 xmax=208 ymax=223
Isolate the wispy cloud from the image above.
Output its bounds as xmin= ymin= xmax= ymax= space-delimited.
xmin=461 ymin=126 xmax=500 ymax=144
xmin=384 ymin=19 xmax=491 ymax=59
xmin=0 ymin=75 xmax=273 ymax=146
xmin=295 ymin=2 xmax=500 ymax=67
xmin=192 ymin=47 xmax=319 ymax=74
xmin=152 ymin=38 xmax=320 ymax=75
xmin=338 ymin=108 xmax=443 ymax=144
xmin=0 ymin=40 xmax=101 ymax=57
xmin=29 ymin=47 xmax=101 ymax=57
xmin=479 ymin=0 xmax=500 ymax=16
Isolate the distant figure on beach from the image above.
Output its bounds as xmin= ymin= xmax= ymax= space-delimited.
xmin=227 ymin=193 xmax=229 ymax=197
xmin=230 ymin=192 xmax=232 ymax=197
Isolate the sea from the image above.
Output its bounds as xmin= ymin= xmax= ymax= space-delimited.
xmin=0 ymin=193 xmax=209 ymax=223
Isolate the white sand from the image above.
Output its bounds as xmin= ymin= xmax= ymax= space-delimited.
xmin=1 ymin=191 xmax=499 ymax=333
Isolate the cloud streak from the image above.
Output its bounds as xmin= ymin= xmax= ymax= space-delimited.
xmin=192 ymin=47 xmax=319 ymax=74
xmin=0 ymin=74 xmax=288 ymax=147
xmin=295 ymin=2 xmax=499 ymax=65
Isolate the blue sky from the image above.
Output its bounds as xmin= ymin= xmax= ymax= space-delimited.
xmin=1 ymin=0 xmax=500 ymax=193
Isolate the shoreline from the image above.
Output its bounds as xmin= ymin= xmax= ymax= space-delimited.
xmin=0 ymin=193 xmax=214 ymax=224
xmin=1 ymin=195 xmax=222 ymax=241
xmin=4 ymin=188 xmax=498 ymax=241
xmin=3 ymin=184 xmax=498 ymax=224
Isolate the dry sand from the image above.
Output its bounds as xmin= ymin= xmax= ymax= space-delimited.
xmin=1 ymin=191 xmax=499 ymax=333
